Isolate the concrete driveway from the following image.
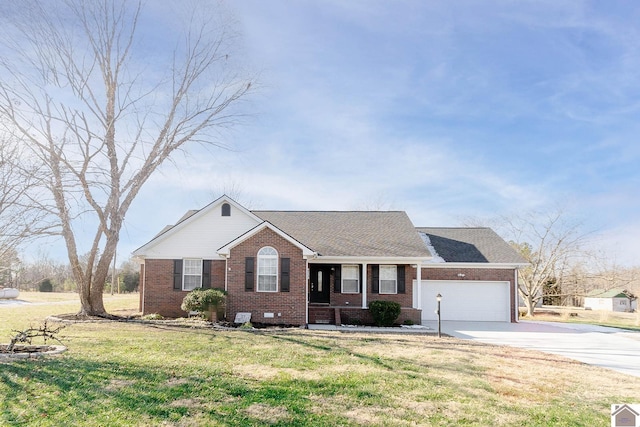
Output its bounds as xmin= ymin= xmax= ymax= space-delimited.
xmin=424 ymin=320 xmax=640 ymax=378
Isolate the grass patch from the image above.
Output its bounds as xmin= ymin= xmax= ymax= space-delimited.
xmin=529 ymin=307 xmax=640 ymax=331
xmin=1 ymin=293 xmax=639 ymax=425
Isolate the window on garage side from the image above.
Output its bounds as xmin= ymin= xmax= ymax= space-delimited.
xmin=183 ymin=259 xmax=202 ymax=291
xmin=342 ymin=265 xmax=359 ymax=293
xmin=379 ymin=265 xmax=397 ymax=294
xmin=257 ymin=246 xmax=278 ymax=292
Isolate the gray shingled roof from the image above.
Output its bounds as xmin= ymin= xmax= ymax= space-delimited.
xmin=254 ymin=211 xmax=432 ymax=258
xmin=416 ymin=227 xmax=527 ymax=264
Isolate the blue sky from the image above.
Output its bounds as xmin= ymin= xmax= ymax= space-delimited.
xmin=43 ymin=1 xmax=640 ymax=266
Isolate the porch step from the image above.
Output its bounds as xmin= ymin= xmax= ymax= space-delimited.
xmin=309 ymin=307 xmax=335 ymax=325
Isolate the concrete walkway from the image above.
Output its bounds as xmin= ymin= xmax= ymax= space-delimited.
xmin=423 ymin=320 xmax=640 ymax=378
xmin=0 ymin=299 xmax=31 ymax=307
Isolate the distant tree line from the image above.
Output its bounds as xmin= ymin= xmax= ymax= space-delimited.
xmin=1 ymin=254 xmax=139 ymax=293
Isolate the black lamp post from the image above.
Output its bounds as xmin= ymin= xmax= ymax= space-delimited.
xmin=436 ymin=293 xmax=442 ymax=338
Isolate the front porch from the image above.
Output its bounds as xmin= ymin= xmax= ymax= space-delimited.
xmin=308 ymin=262 xmax=422 ymax=326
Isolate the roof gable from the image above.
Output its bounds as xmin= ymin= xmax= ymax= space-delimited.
xmin=417 ymin=227 xmax=527 ymax=264
xmin=218 ymin=221 xmax=315 ymax=257
xmin=253 ymin=211 xmax=432 ymax=258
xmin=133 ymin=195 xmax=262 ymax=258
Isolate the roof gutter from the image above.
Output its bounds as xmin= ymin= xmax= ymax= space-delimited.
xmin=421 ymin=262 xmax=529 ymax=269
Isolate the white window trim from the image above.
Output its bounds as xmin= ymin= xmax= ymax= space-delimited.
xmin=183 ymin=258 xmax=202 ymax=291
xmin=342 ymin=265 xmax=360 ymax=294
xmin=379 ymin=265 xmax=397 ymax=294
xmin=257 ymin=246 xmax=278 ymax=293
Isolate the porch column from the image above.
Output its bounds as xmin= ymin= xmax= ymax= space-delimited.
xmin=361 ymin=262 xmax=368 ymax=308
xmin=305 ymin=259 xmax=309 ymax=325
xmin=416 ymin=262 xmax=422 ymax=309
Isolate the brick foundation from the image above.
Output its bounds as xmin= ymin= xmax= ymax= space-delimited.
xmin=337 ymin=307 xmax=422 ymax=326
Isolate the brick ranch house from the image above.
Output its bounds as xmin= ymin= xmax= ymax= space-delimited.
xmin=133 ymin=196 xmax=527 ymax=326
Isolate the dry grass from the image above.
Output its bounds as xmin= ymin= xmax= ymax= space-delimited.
xmin=1 ymin=293 xmax=640 ymax=425
xmin=529 ymin=306 xmax=640 ymax=330
xmin=12 ymin=290 xmax=81 ymax=303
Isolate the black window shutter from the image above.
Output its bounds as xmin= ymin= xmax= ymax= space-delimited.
xmin=371 ymin=265 xmax=379 ymax=294
xmin=281 ymin=258 xmax=290 ymax=292
xmin=245 ymin=257 xmax=254 ymax=291
xmin=173 ymin=260 xmax=183 ymax=291
xmin=397 ymin=265 xmax=405 ymax=294
xmin=334 ymin=265 xmax=341 ymax=293
xmin=202 ymin=260 xmax=211 ymax=289
xmin=358 ymin=265 xmax=363 ymax=294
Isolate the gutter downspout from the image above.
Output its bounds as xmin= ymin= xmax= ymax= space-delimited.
xmin=224 ymin=256 xmax=229 ymax=292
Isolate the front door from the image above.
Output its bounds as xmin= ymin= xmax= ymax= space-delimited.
xmin=309 ymin=265 xmax=331 ymax=304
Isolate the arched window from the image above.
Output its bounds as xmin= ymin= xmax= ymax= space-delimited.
xmin=257 ymin=246 xmax=278 ymax=292
xmin=221 ymin=203 xmax=231 ymax=216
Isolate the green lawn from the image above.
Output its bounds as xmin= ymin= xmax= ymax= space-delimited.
xmin=1 ymin=293 xmax=639 ymax=426
xmin=527 ymin=306 xmax=640 ymax=331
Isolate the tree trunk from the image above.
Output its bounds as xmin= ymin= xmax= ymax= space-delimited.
xmin=525 ymin=294 xmax=535 ymax=317
xmin=77 ymin=281 xmax=107 ymax=316
xmin=76 ymin=239 xmax=117 ymax=317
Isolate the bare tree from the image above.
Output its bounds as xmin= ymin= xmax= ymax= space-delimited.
xmin=351 ymin=190 xmax=397 ymax=211
xmin=462 ymin=209 xmax=589 ymax=315
xmin=0 ymin=1 xmax=254 ymax=315
xmin=586 ymin=253 xmax=638 ymax=292
xmin=0 ymin=141 xmax=50 ymax=286
xmin=210 ymin=179 xmax=261 ymax=209
xmin=18 ymin=251 xmax=78 ymax=292
xmin=501 ymin=210 xmax=588 ymax=316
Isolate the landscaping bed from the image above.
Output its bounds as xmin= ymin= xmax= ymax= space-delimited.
xmin=0 ymin=344 xmax=67 ymax=360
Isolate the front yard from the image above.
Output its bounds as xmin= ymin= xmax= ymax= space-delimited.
xmin=528 ymin=306 xmax=640 ymax=331
xmin=1 ymin=293 xmax=639 ymax=426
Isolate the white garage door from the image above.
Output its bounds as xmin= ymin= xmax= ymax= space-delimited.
xmin=420 ymin=280 xmax=510 ymax=322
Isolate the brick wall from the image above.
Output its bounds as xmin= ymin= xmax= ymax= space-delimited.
xmin=142 ymin=259 xmax=226 ymax=318
xmin=421 ymin=267 xmax=518 ymax=322
xmin=227 ymin=228 xmax=307 ymax=325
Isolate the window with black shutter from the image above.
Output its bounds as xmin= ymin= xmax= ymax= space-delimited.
xmin=173 ymin=260 xmax=183 ymax=290
xmin=245 ymin=257 xmax=254 ymax=291
xmin=202 ymin=260 xmax=212 ymax=289
xmin=341 ymin=265 xmax=360 ymax=293
xmin=371 ymin=265 xmax=379 ymax=294
xmin=334 ymin=265 xmax=341 ymax=293
xmin=280 ymin=258 xmax=290 ymax=292
xmin=397 ymin=265 xmax=405 ymax=294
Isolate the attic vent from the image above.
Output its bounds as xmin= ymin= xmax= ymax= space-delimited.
xmin=221 ymin=203 xmax=231 ymax=216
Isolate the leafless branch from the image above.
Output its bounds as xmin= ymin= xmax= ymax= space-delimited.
xmin=0 ymin=0 xmax=255 ymax=315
